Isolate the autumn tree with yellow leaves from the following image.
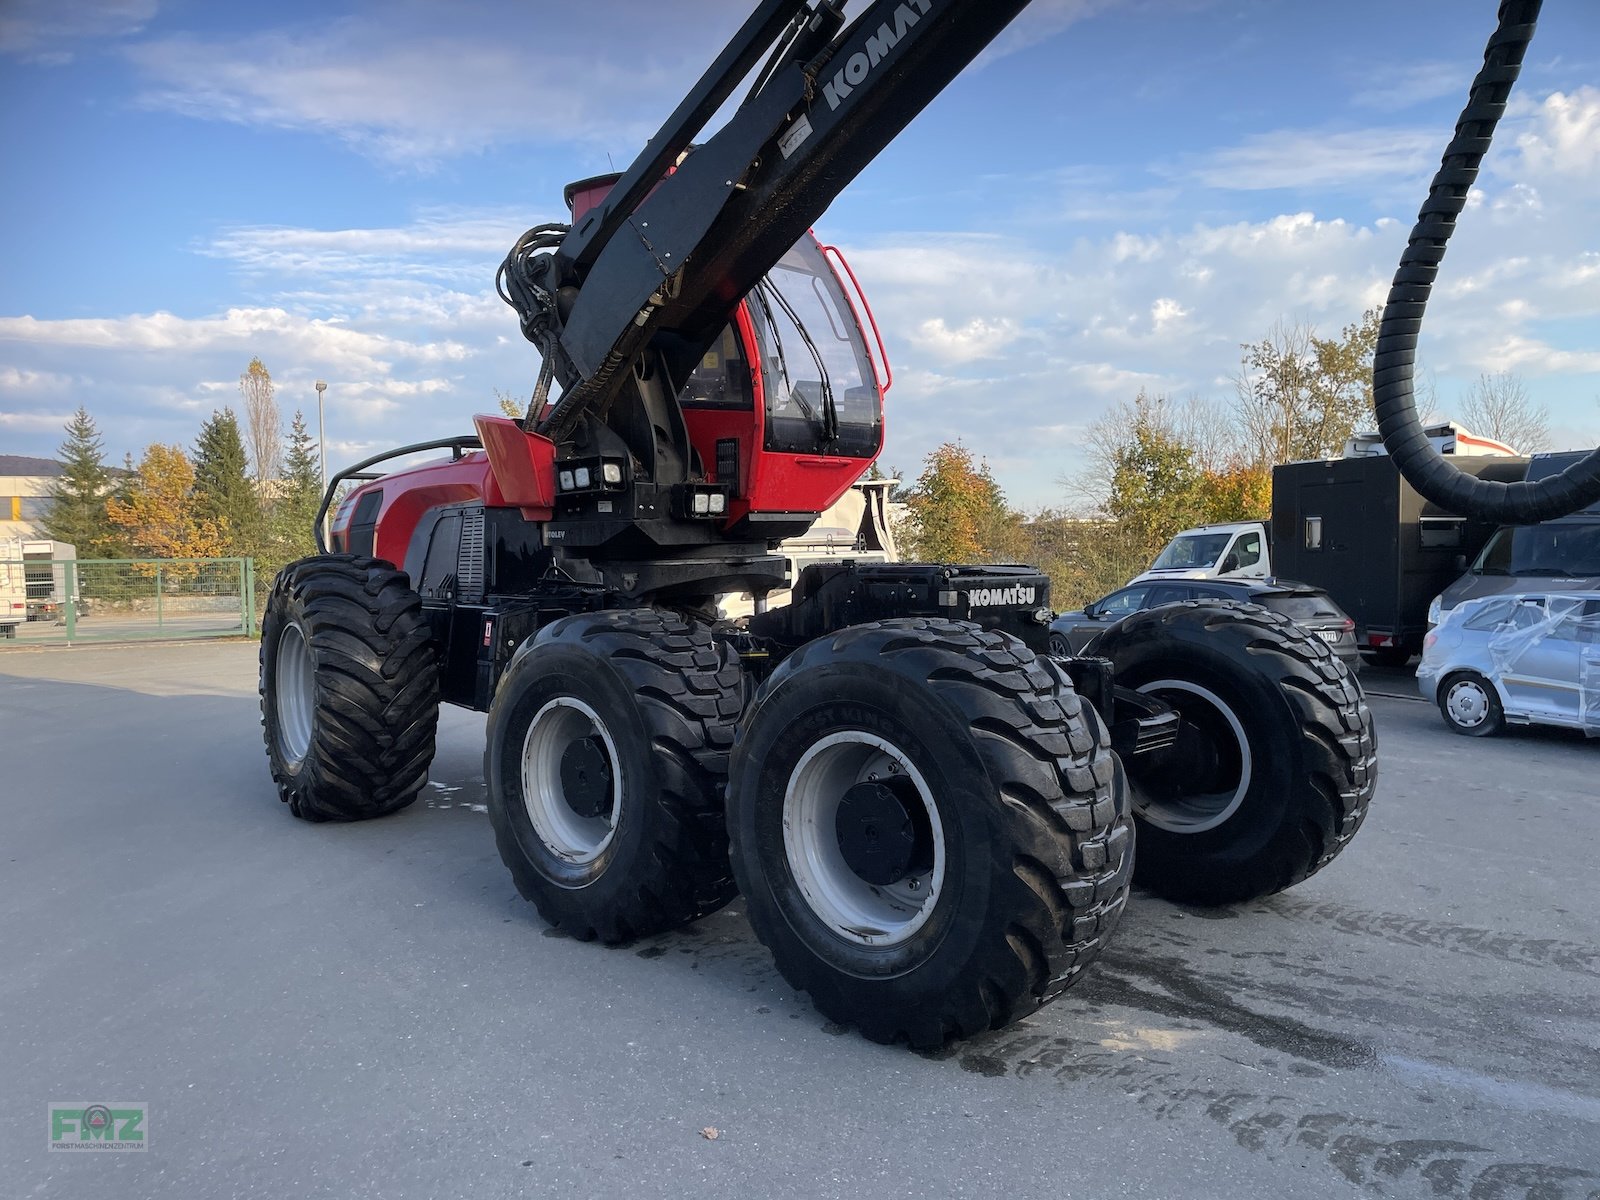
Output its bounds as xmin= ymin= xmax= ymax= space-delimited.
xmin=105 ymin=444 xmax=229 ymax=563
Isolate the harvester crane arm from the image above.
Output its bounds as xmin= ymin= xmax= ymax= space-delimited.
xmin=498 ymin=0 xmax=1030 ymax=445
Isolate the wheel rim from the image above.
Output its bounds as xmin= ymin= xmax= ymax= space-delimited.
xmin=275 ymin=622 xmax=316 ymax=766
xmin=1445 ymin=678 xmax=1490 ymax=728
xmin=521 ymin=698 xmax=622 ymax=863
xmin=782 ymin=732 xmax=945 ymax=948
xmin=1132 ymin=679 xmax=1252 ymax=834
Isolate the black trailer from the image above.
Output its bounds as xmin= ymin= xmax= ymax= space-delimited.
xmin=1271 ymin=454 xmax=1527 ymax=666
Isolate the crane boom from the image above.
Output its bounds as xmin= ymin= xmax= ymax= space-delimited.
xmin=502 ymin=0 xmax=1030 ymax=444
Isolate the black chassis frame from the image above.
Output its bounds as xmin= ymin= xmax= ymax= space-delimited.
xmin=393 ymin=498 xmax=1176 ymax=764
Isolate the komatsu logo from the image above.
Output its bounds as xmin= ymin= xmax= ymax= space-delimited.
xmin=969 ymin=586 xmax=1036 ymax=607
xmin=822 ymin=0 xmax=934 ymax=111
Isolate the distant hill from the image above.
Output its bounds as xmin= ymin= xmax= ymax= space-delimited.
xmin=0 ymin=454 xmax=65 ymax=477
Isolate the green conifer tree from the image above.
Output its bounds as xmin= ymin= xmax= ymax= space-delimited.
xmin=40 ymin=407 xmax=114 ymax=553
xmin=192 ymin=408 xmax=261 ymax=557
xmin=276 ymin=409 xmax=322 ymax=559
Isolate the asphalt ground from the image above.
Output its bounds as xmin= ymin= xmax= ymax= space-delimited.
xmin=2 ymin=642 xmax=1597 ymax=1199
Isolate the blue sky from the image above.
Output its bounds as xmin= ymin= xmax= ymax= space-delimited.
xmin=3 ymin=0 xmax=1599 ymax=508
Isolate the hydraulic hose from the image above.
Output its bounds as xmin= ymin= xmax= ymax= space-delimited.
xmin=1375 ymin=0 xmax=1600 ymax=522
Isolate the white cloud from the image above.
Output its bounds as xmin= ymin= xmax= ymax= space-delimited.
xmin=1151 ymin=297 xmax=1188 ymax=330
xmin=0 ymin=409 xmax=77 ymax=432
xmin=1512 ymin=87 xmax=1600 ymax=178
xmin=909 ymin=317 xmax=1023 ymax=365
xmin=0 ymin=308 xmax=465 ymax=374
xmin=124 ymin=3 xmax=751 ymax=167
xmin=0 ymin=0 xmax=154 ymax=62
xmin=1351 ymin=60 xmax=1480 ymax=111
xmin=0 ymin=366 xmax=75 ymax=393
xmin=1187 ymin=127 xmax=1441 ymax=191
xmin=975 ymin=0 xmax=1119 ymax=66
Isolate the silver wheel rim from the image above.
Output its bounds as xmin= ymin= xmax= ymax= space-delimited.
xmin=275 ymin=622 xmax=315 ymax=766
xmin=782 ymin=732 xmax=945 ymax=948
xmin=521 ymin=698 xmax=622 ymax=863
xmin=1134 ymin=679 xmax=1252 ymax=834
xmin=1446 ymin=678 xmax=1490 ymax=728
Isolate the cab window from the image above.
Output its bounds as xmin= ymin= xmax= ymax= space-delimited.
xmin=680 ymin=325 xmax=754 ymax=409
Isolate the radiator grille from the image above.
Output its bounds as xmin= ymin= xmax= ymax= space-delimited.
xmin=457 ymin=507 xmax=485 ymax=602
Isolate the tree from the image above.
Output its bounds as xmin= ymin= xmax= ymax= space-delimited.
xmin=1105 ymin=406 xmax=1207 ymax=544
xmin=239 ymin=358 xmax=281 ymax=486
xmin=274 ymin=409 xmax=323 ymax=560
xmin=41 ymin=407 xmax=115 ymax=555
xmin=900 ymin=442 xmax=1025 ymax=563
xmin=193 ymin=408 xmax=260 ymax=555
xmin=1075 ymin=390 xmax=1238 ymax=510
xmin=1460 ymin=371 xmax=1549 ymax=452
xmin=1234 ymin=308 xmax=1381 ymax=465
xmin=105 ymin=444 xmax=228 ymax=562
xmin=495 ymin=388 xmax=524 ymax=420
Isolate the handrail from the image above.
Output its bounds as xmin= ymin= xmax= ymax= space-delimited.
xmin=314 ymin=436 xmax=483 ymax=554
xmin=820 ymin=242 xmax=893 ymax=395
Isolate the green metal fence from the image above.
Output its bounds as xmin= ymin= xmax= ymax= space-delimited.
xmin=0 ymin=557 xmax=256 ymax=645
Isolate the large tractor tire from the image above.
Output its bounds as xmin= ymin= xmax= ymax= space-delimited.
xmin=1090 ymin=600 xmax=1376 ymax=906
xmin=260 ymin=554 xmax=440 ymax=822
xmin=485 ymin=609 xmax=743 ymax=943
xmin=727 ymin=619 xmax=1133 ymax=1049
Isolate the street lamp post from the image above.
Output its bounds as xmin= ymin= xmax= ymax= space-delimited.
xmin=315 ymin=379 xmax=328 ymax=544
xmin=315 ymin=380 xmax=328 ymax=494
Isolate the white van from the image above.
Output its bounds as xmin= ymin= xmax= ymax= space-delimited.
xmin=1130 ymin=521 xmax=1271 ymax=585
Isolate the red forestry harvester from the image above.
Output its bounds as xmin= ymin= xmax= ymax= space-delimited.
xmin=257 ymin=0 xmax=1392 ymax=1047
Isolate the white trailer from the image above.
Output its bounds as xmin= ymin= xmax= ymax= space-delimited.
xmin=0 ymin=540 xmax=28 ymax=637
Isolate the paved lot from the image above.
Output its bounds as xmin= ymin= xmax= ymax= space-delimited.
xmin=2 ymin=642 xmax=1597 ymax=1199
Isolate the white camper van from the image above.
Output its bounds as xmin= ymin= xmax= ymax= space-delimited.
xmin=1 ymin=540 xmax=28 ymax=638
xmin=720 ymin=479 xmax=899 ymax=619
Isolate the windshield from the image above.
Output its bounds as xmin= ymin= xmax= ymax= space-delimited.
xmin=1151 ymin=532 xmax=1231 ymax=571
xmin=1472 ymin=523 xmax=1600 ymax=577
xmin=749 ymin=240 xmax=880 ymax=459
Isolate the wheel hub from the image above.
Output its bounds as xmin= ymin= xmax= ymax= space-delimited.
xmin=834 ymin=778 xmax=930 ymax=886
xmin=1129 ymin=679 xmax=1252 ymax=834
xmin=275 ymin=622 xmax=315 ymax=766
xmin=1447 ymin=681 xmax=1488 ymax=726
xmin=783 ymin=732 xmax=946 ymax=948
xmin=520 ymin=697 xmax=622 ymax=864
xmin=560 ymin=735 xmax=614 ymax=818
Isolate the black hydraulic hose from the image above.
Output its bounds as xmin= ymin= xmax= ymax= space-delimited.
xmin=1375 ymin=0 xmax=1600 ymax=522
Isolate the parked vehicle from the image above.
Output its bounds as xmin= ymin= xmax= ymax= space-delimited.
xmin=1342 ymin=421 xmax=1518 ymax=460
xmin=1418 ymin=591 xmax=1600 ymax=737
xmin=1430 ymin=452 xmax=1600 ymax=626
xmin=2 ymin=538 xmax=81 ymax=622
xmin=1272 ymin=452 xmax=1524 ymax=666
xmin=1131 ymin=521 xmax=1269 ymax=584
xmin=1049 ymin=578 xmax=1358 ymax=666
xmin=718 ymin=478 xmax=898 ymax=620
xmin=0 ymin=548 xmax=25 ymax=638
xmin=254 ymin=2 xmax=1378 ymax=1052
xmin=1132 ymin=425 xmax=1518 ymax=593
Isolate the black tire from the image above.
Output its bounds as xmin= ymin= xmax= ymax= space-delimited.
xmin=1438 ymin=670 xmax=1504 ymax=737
xmin=1048 ymin=632 xmax=1072 ymax=657
xmin=260 ymin=554 xmax=440 ymax=822
xmin=728 ymin=618 xmax=1133 ymax=1048
xmin=1091 ymin=600 xmax=1376 ymax=906
xmin=485 ymin=609 xmax=742 ymax=943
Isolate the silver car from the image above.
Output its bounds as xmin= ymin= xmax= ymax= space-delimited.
xmin=1417 ymin=591 xmax=1600 ymax=736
